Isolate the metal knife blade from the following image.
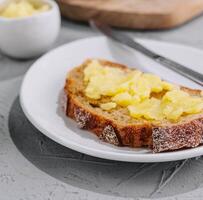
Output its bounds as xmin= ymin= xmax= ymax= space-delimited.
xmin=90 ymin=20 xmax=203 ymax=87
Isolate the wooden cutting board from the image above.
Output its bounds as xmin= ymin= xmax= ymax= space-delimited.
xmin=57 ymin=0 xmax=203 ymax=29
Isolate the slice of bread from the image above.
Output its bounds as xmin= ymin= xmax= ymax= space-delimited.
xmin=64 ymin=59 xmax=203 ymax=153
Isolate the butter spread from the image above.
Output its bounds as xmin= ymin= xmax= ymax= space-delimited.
xmin=100 ymin=102 xmax=117 ymax=111
xmin=0 ymin=0 xmax=50 ymax=18
xmin=84 ymin=60 xmax=203 ymax=121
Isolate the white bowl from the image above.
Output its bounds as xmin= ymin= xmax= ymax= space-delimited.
xmin=0 ymin=0 xmax=61 ymax=59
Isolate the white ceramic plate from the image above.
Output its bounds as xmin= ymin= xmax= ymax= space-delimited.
xmin=20 ymin=36 xmax=203 ymax=162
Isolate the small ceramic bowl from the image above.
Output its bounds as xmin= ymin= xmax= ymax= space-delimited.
xmin=0 ymin=0 xmax=61 ymax=59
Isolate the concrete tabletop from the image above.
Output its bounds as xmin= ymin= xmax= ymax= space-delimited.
xmin=1 ymin=16 xmax=203 ymax=200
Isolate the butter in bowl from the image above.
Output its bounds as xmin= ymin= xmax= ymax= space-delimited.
xmin=0 ymin=0 xmax=61 ymax=59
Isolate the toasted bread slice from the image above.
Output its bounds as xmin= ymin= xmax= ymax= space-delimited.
xmin=64 ymin=59 xmax=203 ymax=153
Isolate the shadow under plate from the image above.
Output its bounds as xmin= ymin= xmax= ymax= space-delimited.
xmin=8 ymin=97 xmax=203 ymax=199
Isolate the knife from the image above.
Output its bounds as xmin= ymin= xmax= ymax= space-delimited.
xmin=90 ymin=20 xmax=203 ymax=87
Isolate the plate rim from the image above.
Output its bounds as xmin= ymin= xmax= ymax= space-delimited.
xmin=20 ymin=36 xmax=203 ymax=163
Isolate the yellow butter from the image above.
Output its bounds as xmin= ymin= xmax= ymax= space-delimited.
xmin=84 ymin=60 xmax=203 ymax=121
xmin=128 ymin=98 xmax=163 ymax=120
xmin=100 ymin=102 xmax=117 ymax=111
xmin=162 ymin=81 xmax=174 ymax=90
xmin=161 ymin=90 xmax=203 ymax=120
xmin=142 ymin=74 xmax=163 ymax=93
xmin=0 ymin=0 xmax=50 ymax=18
xmin=112 ymin=92 xmax=134 ymax=106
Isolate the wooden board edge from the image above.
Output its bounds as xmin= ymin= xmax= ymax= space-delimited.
xmin=57 ymin=1 xmax=203 ymax=29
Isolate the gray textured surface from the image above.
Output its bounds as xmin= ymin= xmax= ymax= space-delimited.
xmin=1 ymin=16 xmax=203 ymax=199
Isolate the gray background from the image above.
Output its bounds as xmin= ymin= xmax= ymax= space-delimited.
xmin=1 ymin=16 xmax=203 ymax=200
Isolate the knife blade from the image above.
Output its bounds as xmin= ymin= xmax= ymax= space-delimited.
xmin=90 ymin=20 xmax=203 ymax=87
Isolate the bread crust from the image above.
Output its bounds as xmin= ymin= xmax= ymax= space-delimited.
xmin=64 ymin=59 xmax=203 ymax=153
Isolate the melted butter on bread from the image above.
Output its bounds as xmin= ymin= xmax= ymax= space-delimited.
xmin=84 ymin=60 xmax=203 ymax=121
